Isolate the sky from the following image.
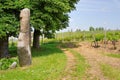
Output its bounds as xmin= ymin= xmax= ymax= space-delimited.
xmin=62 ymin=0 xmax=120 ymax=32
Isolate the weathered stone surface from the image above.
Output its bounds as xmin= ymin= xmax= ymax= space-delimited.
xmin=9 ymin=61 xmax=17 ymax=69
xmin=17 ymin=8 xmax=31 ymax=67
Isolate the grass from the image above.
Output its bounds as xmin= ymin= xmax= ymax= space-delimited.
xmin=59 ymin=42 xmax=88 ymax=79
xmin=68 ymin=49 xmax=88 ymax=79
xmin=100 ymin=64 xmax=120 ymax=80
xmin=0 ymin=43 xmax=67 ymax=80
xmin=107 ymin=53 xmax=120 ymax=58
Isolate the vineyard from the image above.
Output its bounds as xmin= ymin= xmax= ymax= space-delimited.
xmin=55 ymin=30 xmax=120 ymax=50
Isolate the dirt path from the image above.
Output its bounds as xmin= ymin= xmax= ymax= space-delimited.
xmin=74 ymin=42 xmax=120 ymax=80
xmin=61 ymin=49 xmax=76 ymax=80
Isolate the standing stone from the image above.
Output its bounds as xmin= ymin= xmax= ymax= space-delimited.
xmin=17 ymin=8 xmax=31 ymax=67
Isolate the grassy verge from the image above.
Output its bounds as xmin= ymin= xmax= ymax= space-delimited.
xmin=100 ymin=64 xmax=120 ymax=80
xmin=0 ymin=43 xmax=66 ymax=80
xmin=107 ymin=53 xmax=120 ymax=58
xmin=68 ymin=49 xmax=88 ymax=79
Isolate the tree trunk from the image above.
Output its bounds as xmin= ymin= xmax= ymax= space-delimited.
xmin=0 ymin=37 xmax=9 ymax=58
xmin=17 ymin=8 xmax=31 ymax=67
xmin=112 ymin=40 xmax=116 ymax=49
xmin=33 ymin=29 xmax=40 ymax=49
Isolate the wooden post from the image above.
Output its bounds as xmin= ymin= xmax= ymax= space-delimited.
xmin=104 ymin=28 xmax=107 ymax=48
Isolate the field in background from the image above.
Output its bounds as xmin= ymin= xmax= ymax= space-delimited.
xmin=55 ymin=30 xmax=120 ymax=42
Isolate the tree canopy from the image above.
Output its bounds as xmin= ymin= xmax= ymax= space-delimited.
xmin=0 ymin=0 xmax=32 ymax=39
xmin=30 ymin=0 xmax=80 ymax=48
xmin=0 ymin=0 xmax=80 ymax=38
xmin=31 ymin=0 xmax=80 ymax=37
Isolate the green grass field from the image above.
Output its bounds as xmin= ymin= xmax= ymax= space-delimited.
xmin=0 ymin=43 xmax=67 ymax=80
xmin=101 ymin=64 xmax=120 ymax=80
xmin=69 ymin=49 xmax=88 ymax=79
xmin=0 ymin=41 xmax=89 ymax=80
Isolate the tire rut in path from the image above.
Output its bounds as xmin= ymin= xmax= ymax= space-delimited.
xmin=61 ymin=49 xmax=76 ymax=80
xmin=74 ymin=42 xmax=109 ymax=80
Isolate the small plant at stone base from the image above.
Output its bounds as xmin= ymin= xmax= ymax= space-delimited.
xmin=0 ymin=58 xmax=18 ymax=70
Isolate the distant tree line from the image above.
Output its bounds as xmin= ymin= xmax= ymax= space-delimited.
xmin=89 ymin=26 xmax=104 ymax=31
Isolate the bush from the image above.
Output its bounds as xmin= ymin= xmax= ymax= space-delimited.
xmin=9 ymin=46 xmax=17 ymax=57
xmin=0 ymin=58 xmax=18 ymax=70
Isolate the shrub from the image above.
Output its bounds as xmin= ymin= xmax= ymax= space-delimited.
xmin=0 ymin=58 xmax=18 ymax=70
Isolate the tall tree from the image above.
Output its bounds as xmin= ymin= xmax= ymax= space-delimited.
xmin=0 ymin=0 xmax=31 ymax=58
xmin=0 ymin=1 xmax=18 ymax=58
xmin=89 ymin=26 xmax=95 ymax=31
xmin=31 ymin=0 xmax=80 ymax=48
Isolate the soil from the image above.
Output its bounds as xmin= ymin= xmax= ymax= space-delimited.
xmin=61 ymin=49 xmax=76 ymax=80
xmin=61 ymin=41 xmax=120 ymax=80
xmin=74 ymin=42 xmax=120 ymax=80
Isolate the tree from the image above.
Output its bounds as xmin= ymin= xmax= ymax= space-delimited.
xmin=0 ymin=0 xmax=31 ymax=58
xmin=76 ymin=29 xmax=81 ymax=32
xmin=96 ymin=27 xmax=99 ymax=31
xmin=99 ymin=27 xmax=104 ymax=31
xmin=31 ymin=0 xmax=79 ymax=49
xmin=89 ymin=26 xmax=95 ymax=31
xmin=96 ymin=27 xmax=104 ymax=31
xmin=0 ymin=1 xmax=18 ymax=58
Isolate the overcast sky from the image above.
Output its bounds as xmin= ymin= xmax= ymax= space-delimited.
xmin=62 ymin=0 xmax=120 ymax=32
